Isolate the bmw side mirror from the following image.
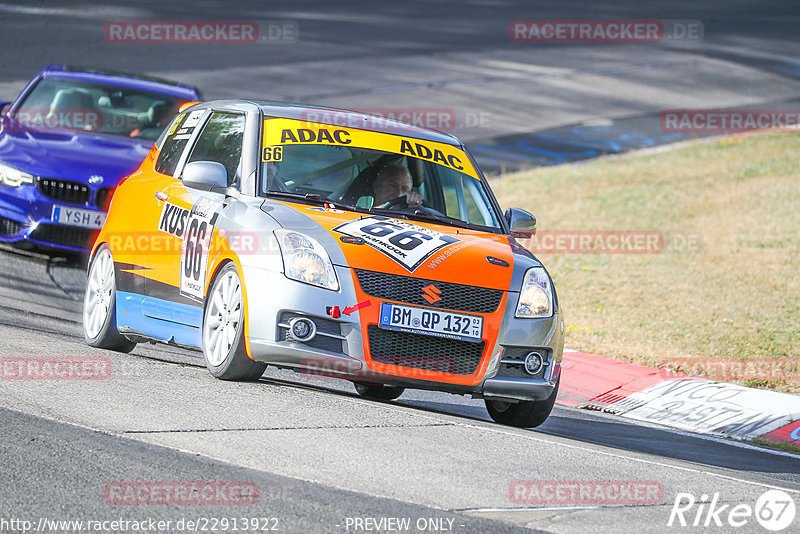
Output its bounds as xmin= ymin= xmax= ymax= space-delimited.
xmin=0 ymin=101 xmax=10 ymax=116
xmin=505 ymin=207 xmax=536 ymax=238
xmin=181 ymin=161 xmax=228 ymax=192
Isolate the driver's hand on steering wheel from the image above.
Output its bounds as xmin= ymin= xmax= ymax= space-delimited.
xmin=380 ymin=192 xmax=423 ymax=209
xmin=402 ymin=191 xmax=423 ymax=208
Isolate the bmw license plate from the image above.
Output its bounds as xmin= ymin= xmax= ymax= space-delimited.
xmin=379 ymin=303 xmax=482 ymax=343
xmin=51 ymin=205 xmax=106 ymax=229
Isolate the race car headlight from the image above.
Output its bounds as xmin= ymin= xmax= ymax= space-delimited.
xmin=515 ymin=267 xmax=554 ymax=318
xmin=275 ymin=229 xmax=339 ymax=291
xmin=0 ymin=162 xmax=34 ymax=187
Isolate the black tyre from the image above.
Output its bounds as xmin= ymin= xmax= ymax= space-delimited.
xmin=353 ymin=382 xmax=405 ymax=401
xmin=202 ymin=263 xmax=266 ymax=381
xmin=485 ymin=378 xmax=559 ymax=428
xmin=82 ymin=244 xmax=136 ymax=353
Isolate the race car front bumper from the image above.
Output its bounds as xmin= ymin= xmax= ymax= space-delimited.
xmin=243 ymin=263 xmax=564 ymax=402
xmin=481 ymin=375 xmax=558 ymax=402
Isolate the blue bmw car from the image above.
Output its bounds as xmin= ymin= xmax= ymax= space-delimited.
xmin=0 ymin=65 xmax=200 ymax=252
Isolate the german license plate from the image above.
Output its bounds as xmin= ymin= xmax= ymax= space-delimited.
xmin=51 ymin=205 xmax=106 ymax=229
xmin=379 ymin=302 xmax=482 ymax=342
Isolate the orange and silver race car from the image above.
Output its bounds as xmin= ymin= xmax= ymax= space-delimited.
xmin=82 ymin=100 xmax=564 ymax=427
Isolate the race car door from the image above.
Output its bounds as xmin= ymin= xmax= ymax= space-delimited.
xmin=143 ymin=110 xmax=246 ymax=339
xmin=116 ymin=108 xmax=206 ymax=339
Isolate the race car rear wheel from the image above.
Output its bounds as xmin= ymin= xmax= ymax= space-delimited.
xmin=485 ymin=377 xmax=559 ymax=428
xmin=202 ymin=263 xmax=266 ymax=381
xmin=82 ymin=244 xmax=136 ymax=353
xmin=353 ymin=382 xmax=405 ymax=401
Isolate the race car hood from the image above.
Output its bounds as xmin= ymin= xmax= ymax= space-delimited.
xmin=265 ymin=200 xmax=540 ymax=291
xmin=0 ymin=119 xmax=151 ymax=185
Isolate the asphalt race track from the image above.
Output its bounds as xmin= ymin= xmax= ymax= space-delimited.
xmin=1 ymin=247 xmax=799 ymax=532
xmin=1 ymin=2 xmax=800 ymax=533
xmin=2 ymin=1 xmax=800 ymax=172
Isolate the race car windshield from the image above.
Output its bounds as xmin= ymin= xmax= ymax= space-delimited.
xmin=260 ymin=144 xmax=502 ymax=231
xmin=11 ymin=78 xmax=188 ymax=141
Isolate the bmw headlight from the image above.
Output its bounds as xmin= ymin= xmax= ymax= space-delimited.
xmin=515 ymin=267 xmax=554 ymax=318
xmin=275 ymin=229 xmax=339 ymax=291
xmin=0 ymin=162 xmax=34 ymax=187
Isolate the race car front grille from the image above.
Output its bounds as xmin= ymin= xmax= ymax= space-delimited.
xmin=278 ymin=312 xmax=344 ymax=354
xmin=36 ymin=178 xmax=91 ymax=205
xmin=368 ymin=325 xmax=484 ymax=375
xmin=28 ymin=224 xmax=98 ymax=250
xmin=354 ymin=269 xmax=503 ymax=313
xmin=0 ymin=215 xmax=24 ymax=236
xmin=94 ymin=187 xmax=115 ymax=210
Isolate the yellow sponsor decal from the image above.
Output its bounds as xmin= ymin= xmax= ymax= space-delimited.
xmin=262 ymin=145 xmax=283 ymax=161
xmin=262 ymin=118 xmax=478 ymax=179
xmin=168 ymin=113 xmax=185 ymax=136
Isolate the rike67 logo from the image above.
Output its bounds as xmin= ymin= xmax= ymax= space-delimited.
xmin=668 ymin=489 xmax=796 ymax=531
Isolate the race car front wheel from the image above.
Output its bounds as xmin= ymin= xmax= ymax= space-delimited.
xmin=202 ymin=263 xmax=266 ymax=381
xmin=353 ymin=382 xmax=405 ymax=400
xmin=485 ymin=377 xmax=560 ymax=428
xmin=83 ymin=244 xmax=136 ymax=353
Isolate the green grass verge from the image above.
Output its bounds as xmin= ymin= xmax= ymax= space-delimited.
xmin=492 ymin=133 xmax=800 ymax=394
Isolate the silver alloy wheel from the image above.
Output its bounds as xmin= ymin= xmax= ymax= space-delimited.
xmin=83 ymin=248 xmax=115 ymax=339
xmin=204 ymin=270 xmax=243 ymax=367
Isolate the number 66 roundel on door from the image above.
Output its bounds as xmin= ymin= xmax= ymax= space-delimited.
xmin=180 ymin=198 xmax=222 ymax=301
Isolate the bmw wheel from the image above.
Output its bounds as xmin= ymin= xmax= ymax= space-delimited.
xmin=485 ymin=377 xmax=559 ymax=428
xmin=82 ymin=244 xmax=136 ymax=352
xmin=202 ymin=263 xmax=266 ymax=381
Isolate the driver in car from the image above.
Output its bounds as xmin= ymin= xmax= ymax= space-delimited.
xmin=372 ymin=164 xmax=423 ymax=208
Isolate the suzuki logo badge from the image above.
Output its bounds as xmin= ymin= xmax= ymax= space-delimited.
xmin=422 ymin=284 xmax=442 ymax=304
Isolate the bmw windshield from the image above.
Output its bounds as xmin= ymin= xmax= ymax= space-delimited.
xmin=11 ymin=77 xmax=188 ymax=141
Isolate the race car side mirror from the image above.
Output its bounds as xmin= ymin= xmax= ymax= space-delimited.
xmin=0 ymin=101 xmax=10 ymax=115
xmin=181 ymin=161 xmax=228 ymax=192
xmin=505 ymin=207 xmax=537 ymax=238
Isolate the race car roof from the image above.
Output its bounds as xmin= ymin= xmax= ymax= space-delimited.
xmin=251 ymin=100 xmax=463 ymax=146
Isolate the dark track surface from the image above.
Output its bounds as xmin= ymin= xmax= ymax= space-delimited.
xmin=0 ymin=245 xmax=797 ymax=532
xmin=1 ymin=2 xmax=799 ymax=532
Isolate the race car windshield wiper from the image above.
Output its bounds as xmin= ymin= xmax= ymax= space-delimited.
xmin=362 ymin=207 xmax=410 ymax=220
xmin=264 ymin=191 xmax=356 ymax=211
xmin=402 ymin=210 xmax=473 ymax=229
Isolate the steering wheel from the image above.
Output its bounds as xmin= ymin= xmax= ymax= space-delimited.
xmin=380 ymin=196 xmax=409 ymax=209
xmin=379 ymin=196 xmax=446 ymax=217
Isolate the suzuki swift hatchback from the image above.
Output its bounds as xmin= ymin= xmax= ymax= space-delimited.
xmin=82 ymin=100 xmax=564 ymax=428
